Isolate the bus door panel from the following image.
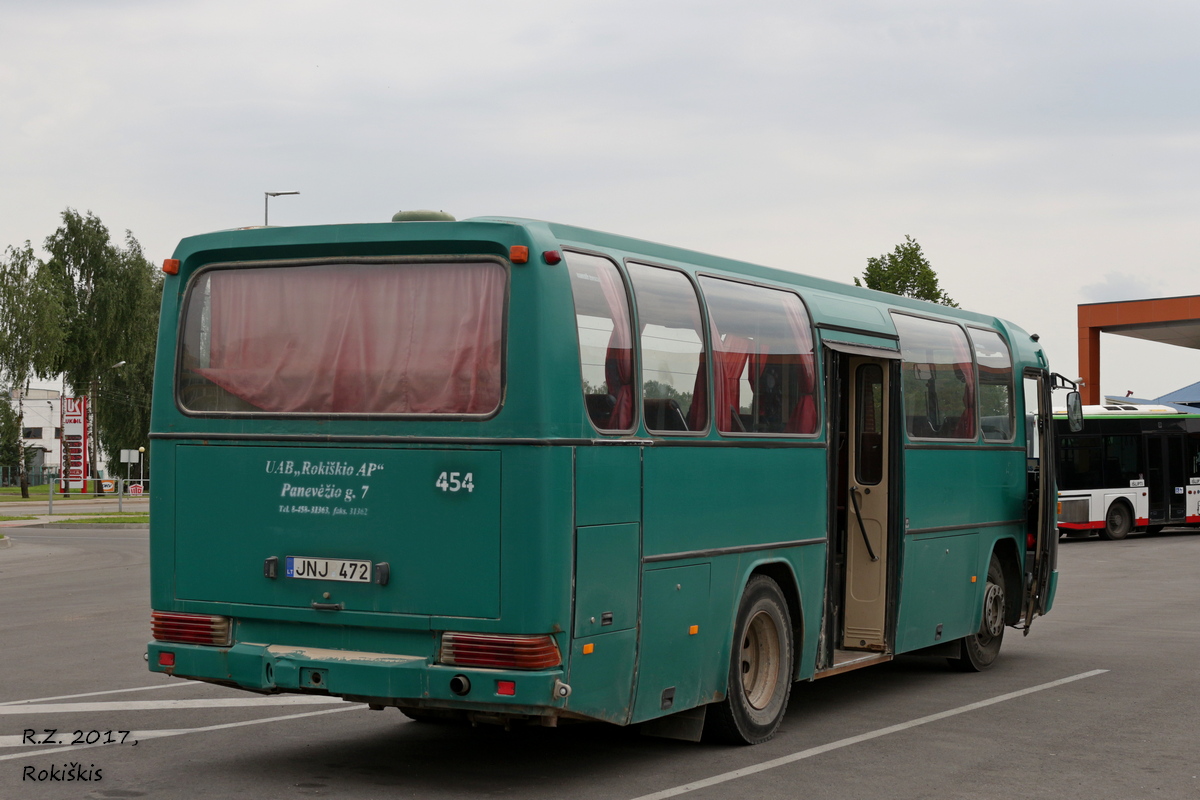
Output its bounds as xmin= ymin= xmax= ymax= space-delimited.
xmin=842 ymin=357 xmax=890 ymax=651
xmin=1168 ymin=435 xmax=1186 ymax=521
xmin=1144 ymin=435 xmax=1187 ymax=523
xmin=1146 ymin=436 xmax=1166 ymax=523
xmin=1021 ymin=371 xmax=1057 ymax=624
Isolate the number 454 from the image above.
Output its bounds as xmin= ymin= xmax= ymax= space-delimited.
xmin=435 ymin=472 xmax=475 ymax=493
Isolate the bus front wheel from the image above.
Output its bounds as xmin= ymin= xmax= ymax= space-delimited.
xmin=1100 ymin=501 xmax=1132 ymax=541
xmin=704 ymin=575 xmax=794 ymax=745
xmin=950 ymin=554 xmax=1005 ymax=672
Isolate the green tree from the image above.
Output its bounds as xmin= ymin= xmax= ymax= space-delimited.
xmin=0 ymin=242 xmax=65 ymax=496
xmin=854 ymin=235 xmax=958 ymax=307
xmin=0 ymin=393 xmax=24 ymax=484
xmin=42 ymin=209 xmax=162 ymax=488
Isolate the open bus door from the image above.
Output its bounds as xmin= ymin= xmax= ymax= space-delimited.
xmin=1022 ymin=372 xmax=1077 ymax=633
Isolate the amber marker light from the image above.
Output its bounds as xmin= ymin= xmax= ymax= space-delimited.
xmin=509 ymin=245 xmax=529 ymax=264
xmin=582 ymin=643 xmax=594 ymax=655
xmin=162 ymin=259 xmax=180 ymax=275
xmin=688 ymin=625 xmax=699 ymax=635
xmin=971 ymin=576 xmax=977 ymax=583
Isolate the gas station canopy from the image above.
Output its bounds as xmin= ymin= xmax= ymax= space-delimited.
xmin=1078 ymin=295 xmax=1200 ymax=404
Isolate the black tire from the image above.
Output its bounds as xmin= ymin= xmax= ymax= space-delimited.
xmin=1099 ymin=501 xmax=1132 ymax=541
xmin=704 ymin=575 xmax=794 ymax=745
xmin=949 ymin=554 xmax=1005 ymax=672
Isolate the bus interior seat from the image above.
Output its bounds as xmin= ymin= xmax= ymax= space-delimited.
xmin=981 ymin=415 xmax=1011 ymax=440
xmin=907 ymin=415 xmax=937 ymax=438
xmin=644 ymin=398 xmax=689 ymax=432
xmin=585 ymin=393 xmax=615 ymax=427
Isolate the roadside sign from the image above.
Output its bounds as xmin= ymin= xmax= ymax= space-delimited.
xmin=129 ymin=483 xmax=144 ymax=495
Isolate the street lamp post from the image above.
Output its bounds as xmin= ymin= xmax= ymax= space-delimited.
xmin=91 ymin=360 xmax=126 ymax=495
xmin=264 ymin=191 xmax=300 ymax=226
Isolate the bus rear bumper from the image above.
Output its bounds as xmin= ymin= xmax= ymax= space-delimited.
xmin=147 ymin=641 xmax=567 ymax=714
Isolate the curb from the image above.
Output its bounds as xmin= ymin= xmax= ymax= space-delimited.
xmin=25 ymin=523 xmax=150 ymax=530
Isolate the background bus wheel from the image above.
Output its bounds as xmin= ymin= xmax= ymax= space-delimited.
xmin=1099 ymin=501 xmax=1132 ymax=541
xmin=704 ymin=575 xmax=794 ymax=745
xmin=950 ymin=554 xmax=1005 ymax=672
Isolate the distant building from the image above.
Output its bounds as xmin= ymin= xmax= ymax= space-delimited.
xmin=6 ymin=387 xmax=62 ymax=472
xmin=1151 ymin=380 xmax=1200 ymax=410
xmin=1103 ymin=383 xmax=1200 ymax=413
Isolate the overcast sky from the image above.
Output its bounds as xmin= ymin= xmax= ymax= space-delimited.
xmin=3 ymin=0 xmax=1198 ymax=399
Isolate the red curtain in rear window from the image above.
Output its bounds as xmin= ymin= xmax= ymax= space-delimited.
xmin=187 ymin=262 xmax=505 ymax=414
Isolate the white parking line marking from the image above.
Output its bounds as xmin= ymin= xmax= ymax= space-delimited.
xmin=0 ymin=682 xmax=196 ymax=707
xmin=630 ymin=669 xmax=1109 ymax=800
xmin=0 ymin=696 xmax=350 ymax=715
xmin=0 ymin=705 xmax=366 ymax=761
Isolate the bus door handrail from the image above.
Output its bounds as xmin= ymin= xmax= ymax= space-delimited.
xmin=849 ymin=486 xmax=879 ymax=562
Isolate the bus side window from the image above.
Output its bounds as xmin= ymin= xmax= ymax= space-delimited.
xmin=969 ymin=328 xmax=1014 ymax=442
xmin=565 ymin=252 xmax=636 ymax=433
xmin=626 ymin=263 xmax=709 ymax=433
xmin=698 ymin=277 xmax=818 ymax=435
xmin=893 ymin=313 xmax=977 ymax=441
xmin=1024 ymin=377 xmax=1041 ymax=463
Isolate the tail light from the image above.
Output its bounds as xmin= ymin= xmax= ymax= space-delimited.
xmin=151 ymin=611 xmax=232 ymax=646
xmin=439 ymin=633 xmax=561 ymax=670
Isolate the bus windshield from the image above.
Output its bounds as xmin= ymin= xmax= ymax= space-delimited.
xmin=177 ymin=260 xmax=506 ymax=415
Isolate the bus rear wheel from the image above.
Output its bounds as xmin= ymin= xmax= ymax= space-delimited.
xmin=949 ymin=554 xmax=1005 ymax=672
xmin=704 ymin=575 xmax=794 ymax=745
xmin=1099 ymin=501 xmax=1132 ymax=541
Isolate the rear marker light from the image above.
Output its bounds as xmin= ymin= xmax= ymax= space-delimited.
xmin=542 ymin=250 xmax=562 ymax=265
xmin=496 ymin=680 xmax=516 ymax=696
xmin=151 ymin=611 xmax=232 ymax=647
xmin=1027 ymin=533 xmax=1037 ymax=548
xmin=439 ymin=633 xmax=561 ymax=670
xmin=158 ymin=652 xmax=176 ymax=667
xmin=509 ymin=245 xmax=529 ymax=264
xmin=162 ymin=258 xmax=180 ymax=275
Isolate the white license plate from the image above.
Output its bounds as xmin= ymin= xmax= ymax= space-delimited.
xmin=286 ymin=556 xmax=372 ymax=583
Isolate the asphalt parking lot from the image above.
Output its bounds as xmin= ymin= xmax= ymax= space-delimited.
xmin=1 ymin=525 xmax=1197 ymax=800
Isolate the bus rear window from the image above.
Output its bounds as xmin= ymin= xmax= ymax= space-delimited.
xmin=177 ymin=261 xmax=505 ymax=415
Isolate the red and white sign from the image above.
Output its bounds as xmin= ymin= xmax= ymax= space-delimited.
xmin=128 ymin=483 xmax=144 ymax=496
xmin=60 ymin=397 xmax=88 ymax=491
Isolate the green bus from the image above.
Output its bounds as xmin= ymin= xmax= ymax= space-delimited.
xmin=147 ymin=212 xmax=1066 ymax=744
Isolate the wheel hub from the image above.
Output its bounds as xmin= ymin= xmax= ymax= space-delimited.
xmin=740 ymin=610 xmax=781 ymax=710
xmin=982 ymin=583 xmax=1004 ymax=637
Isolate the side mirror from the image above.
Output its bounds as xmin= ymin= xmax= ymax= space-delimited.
xmin=1066 ymin=391 xmax=1083 ymax=433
